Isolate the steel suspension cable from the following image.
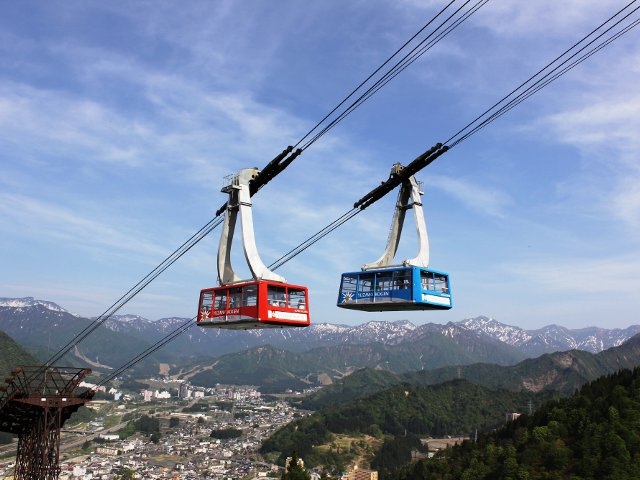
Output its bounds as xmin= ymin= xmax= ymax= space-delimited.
xmin=292 ymin=0 xmax=458 ymax=151
xmin=448 ymin=14 xmax=640 ymax=147
xmin=96 ymin=316 xmax=197 ymax=387
xmin=446 ymin=1 xmax=640 ymax=147
xmin=44 ymin=216 xmax=224 ymax=367
xmin=342 ymin=0 xmax=489 ymax=119
xmin=269 ymin=208 xmax=363 ymax=271
xmin=299 ymin=0 xmax=489 ymax=152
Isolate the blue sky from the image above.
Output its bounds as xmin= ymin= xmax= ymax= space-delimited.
xmin=1 ymin=1 xmax=639 ymax=330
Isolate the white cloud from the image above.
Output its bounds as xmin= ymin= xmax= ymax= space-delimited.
xmin=542 ymin=92 xmax=640 ymax=229
xmin=501 ymin=254 xmax=640 ymax=296
xmin=424 ymin=173 xmax=512 ymax=218
xmin=474 ymin=0 xmax=626 ymax=38
xmin=546 ymin=96 xmax=640 ymax=154
xmin=0 ymin=193 xmax=166 ymax=259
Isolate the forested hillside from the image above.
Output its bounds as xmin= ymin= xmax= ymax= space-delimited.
xmin=0 ymin=330 xmax=38 ymax=380
xmin=398 ymin=367 xmax=640 ymax=480
xmin=261 ymin=379 xmax=551 ymax=471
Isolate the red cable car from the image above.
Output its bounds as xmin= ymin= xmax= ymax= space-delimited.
xmin=198 ymin=168 xmax=311 ymax=330
xmin=198 ymin=280 xmax=310 ymax=329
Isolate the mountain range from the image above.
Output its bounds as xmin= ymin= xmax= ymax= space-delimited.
xmin=1 ymin=296 xmax=639 ymax=390
xmin=2 ymin=297 xmax=638 ymax=355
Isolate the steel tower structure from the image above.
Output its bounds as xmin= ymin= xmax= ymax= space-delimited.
xmin=0 ymin=365 xmax=94 ymax=479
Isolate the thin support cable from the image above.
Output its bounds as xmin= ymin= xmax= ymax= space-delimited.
xmin=268 ymin=208 xmax=362 ymax=270
xmin=44 ymin=216 xmax=223 ymax=367
xmin=96 ymin=317 xmax=197 ymax=388
xmin=300 ymin=0 xmax=489 ymax=152
xmin=292 ymin=0 xmax=458 ymax=150
xmin=446 ymin=0 xmax=639 ymax=146
xmin=448 ymin=7 xmax=640 ymax=147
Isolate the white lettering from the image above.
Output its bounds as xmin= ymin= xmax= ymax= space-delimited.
xmin=358 ymin=291 xmax=390 ymax=298
xmin=214 ymin=308 xmax=240 ymax=315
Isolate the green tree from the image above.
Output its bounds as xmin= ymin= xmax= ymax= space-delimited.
xmin=135 ymin=414 xmax=160 ymax=435
xmin=282 ymin=452 xmax=311 ymax=480
xmin=116 ymin=466 xmax=136 ymax=479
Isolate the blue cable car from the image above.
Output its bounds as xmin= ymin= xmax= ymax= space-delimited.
xmin=337 ymin=266 xmax=452 ymax=311
xmin=337 ymin=168 xmax=453 ymax=313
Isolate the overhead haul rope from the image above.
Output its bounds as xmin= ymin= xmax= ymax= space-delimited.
xmin=96 ymin=316 xmax=196 ymax=387
xmin=297 ymin=0 xmax=489 ymax=151
xmin=87 ymin=2 xmax=640 ymax=387
xmin=43 ymin=1 xmax=481 ymax=370
xmin=43 ymin=217 xmax=224 ymax=368
xmin=446 ymin=0 xmax=640 ymax=147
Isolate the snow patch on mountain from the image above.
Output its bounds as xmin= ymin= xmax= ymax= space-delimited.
xmin=458 ymin=316 xmax=532 ymax=345
xmin=109 ymin=314 xmax=151 ymax=324
xmin=0 ymin=296 xmax=77 ymax=316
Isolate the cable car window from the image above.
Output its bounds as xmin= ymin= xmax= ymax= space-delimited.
xmin=376 ymin=271 xmax=394 ymax=291
xmin=340 ymin=275 xmax=357 ymax=302
xmin=420 ymin=270 xmax=432 ymax=290
xmin=392 ymin=269 xmax=411 ymax=290
xmin=229 ymin=287 xmax=242 ymax=309
xmin=360 ymin=273 xmax=374 ymax=292
xmin=243 ymin=284 xmax=258 ymax=307
xmin=359 ymin=273 xmax=375 ymax=303
xmin=434 ymin=274 xmax=449 ymax=293
xmin=215 ymin=291 xmax=227 ymax=310
xmin=288 ymin=288 xmax=307 ymax=310
xmin=200 ymin=291 xmax=213 ymax=317
xmin=268 ymin=285 xmax=287 ymax=307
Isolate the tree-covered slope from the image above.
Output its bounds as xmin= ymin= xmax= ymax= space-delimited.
xmin=399 ymin=367 xmax=640 ymax=480
xmin=0 ymin=329 xmax=39 ymax=380
xmin=260 ymin=379 xmax=550 ymax=466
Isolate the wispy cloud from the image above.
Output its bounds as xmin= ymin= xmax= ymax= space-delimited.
xmin=542 ymin=89 xmax=640 ymax=229
xmin=0 ymin=193 xmax=167 ymax=260
xmin=474 ymin=0 xmax=624 ymax=38
xmin=501 ymin=254 xmax=640 ymax=296
xmin=425 ymin=174 xmax=512 ymax=218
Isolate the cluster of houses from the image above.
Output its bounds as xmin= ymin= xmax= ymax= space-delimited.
xmin=0 ymin=381 xmax=375 ymax=479
xmin=59 ymin=386 xmax=299 ymax=479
